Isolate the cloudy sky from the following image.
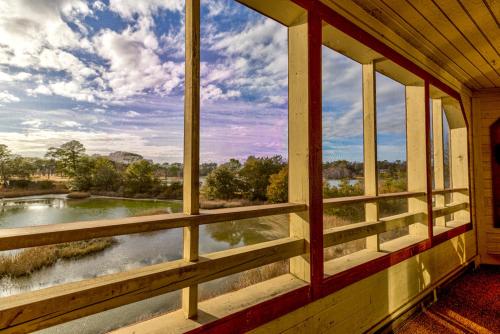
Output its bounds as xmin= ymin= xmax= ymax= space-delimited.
xmin=0 ymin=0 xmax=406 ymax=163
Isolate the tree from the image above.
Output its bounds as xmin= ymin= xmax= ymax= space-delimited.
xmin=0 ymin=144 xmax=12 ymax=186
xmin=9 ymin=156 xmax=36 ymax=180
xmin=47 ymin=140 xmax=86 ymax=176
xmin=266 ymin=166 xmax=288 ymax=203
xmin=92 ymin=157 xmax=121 ymax=191
xmin=124 ymin=160 xmax=158 ymax=194
xmin=240 ymin=155 xmax=285 ymax=201
xmin=166 ymin=162 xmax=183 ymax=178
xmin=200 ymin=162 xmax=217 ymax=176
xmin=70 ymin=156 xmax=94 ymax=191
xmin=202 ymin=165 xmax=243 ymax=200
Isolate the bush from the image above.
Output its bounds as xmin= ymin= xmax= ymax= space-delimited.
xmin=8 ymin=179 xmax=32 ymax=188
xmin=161 ymin=182 xmax=183 ymax=200
xmin=266 ymin=167 xmax=288 ymax=203
xmin=123 ymin=160 xmax=159 ymax=195
xmin=35 ymin=180 xmax=55 ymax=190
xmin=202 ymin=165 xmax=244 ymax=200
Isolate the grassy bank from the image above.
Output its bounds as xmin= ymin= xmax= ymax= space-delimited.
xmin=0 ymin=238 xmax=117 ymax=278
xmin=0 ymin=189 xmax=69 ymax=199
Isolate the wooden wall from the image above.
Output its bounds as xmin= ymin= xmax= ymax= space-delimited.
xmin=472 ymin=88 xmax=500 ymax=265
xmin=250 ymin=231 xmax=476 ymax=334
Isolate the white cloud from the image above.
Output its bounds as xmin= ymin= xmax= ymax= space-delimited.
xmin=201 ymin=16 xmax=288 ymax=104
xmin=0 ymin=0 xmax=92 ymax=68
xmin=22 ymin=119 xmax=43 ymax=128
xmin=57 ymin=120 xmax=80 ymax=128
xmin=0 ymin=90 xmax=20 ymax=103
xmin=108 ymin=0 xmax=183 ymax=19
xmin=94 ymin=17 xmax=184 ymax=100
xmin=0 ymin=71 xmax=31 ymax=82
xmin=92 ymin=1 xmax=106 ymax=11
xmin=125 ymin=110 xmax=140 ymax=118
xmin=27 ymin=84 xmax=52 ymax=96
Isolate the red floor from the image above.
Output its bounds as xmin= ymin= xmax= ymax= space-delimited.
xmin=397 ymin=266 xmax=500 ymax=334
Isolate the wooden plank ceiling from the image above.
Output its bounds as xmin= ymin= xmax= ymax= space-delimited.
xmin=321 ymin=0 xmax=500 ymax=90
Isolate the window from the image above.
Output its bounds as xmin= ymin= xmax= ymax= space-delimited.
xmin=430 ymin=85 xmax=470 ymax=235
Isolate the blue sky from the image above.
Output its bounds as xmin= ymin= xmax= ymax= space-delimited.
xmin=0 ymin=0 xmax=406 ymax=163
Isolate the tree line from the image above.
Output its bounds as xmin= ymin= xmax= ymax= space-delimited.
xmin=0 ymin=141 xmax=407 ymax=205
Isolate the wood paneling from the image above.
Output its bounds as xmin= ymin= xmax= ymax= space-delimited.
xmin=321 ymin=0 xmax=500 ymax=90
xmin=472 ymin=88 xmax=500 ymax=265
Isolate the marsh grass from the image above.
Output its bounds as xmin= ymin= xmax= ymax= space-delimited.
xmin=0 ymin=238 xmax=117 ymax=278
xmin=199 ymin=260 xmax=289 ymax=301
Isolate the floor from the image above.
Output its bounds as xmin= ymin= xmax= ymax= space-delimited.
xmin=397 ymin=266 xmax=500 ymax=334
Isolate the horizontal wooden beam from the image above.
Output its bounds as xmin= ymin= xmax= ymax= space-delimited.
xmin=432 ymin=202 xmax=469 ymax=218
xmin=323 ymin=191 xmax=426 ymax=208
xmin=0 ymin=203 xmax=306 ymax=251
xmin=431 ymin=188 xmax=468 ymax=195
xmin=0 ymin=237 xmax=305 ymax=334
xmin=323 ymin=212 xmax=425 ymax=248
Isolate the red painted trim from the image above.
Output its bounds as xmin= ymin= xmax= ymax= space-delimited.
xmin=185 ymin=286 xmax=310 ymax=334
xmin=425 ymin=82 xmax=434 ymax=240
xmin=320 ymin=240 xmax=431 ymax=297
xmin=307 ymin=7 xmax=324 ymax=299
xmin=432 ymin=223 xmax=473 ymax=246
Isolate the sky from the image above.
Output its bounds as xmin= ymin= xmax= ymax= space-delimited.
xmin=0 ymin=0 xmax=406 ymax=163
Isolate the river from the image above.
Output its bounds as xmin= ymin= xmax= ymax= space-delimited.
xmin=0 ymin=195 xmax=289 ymax=333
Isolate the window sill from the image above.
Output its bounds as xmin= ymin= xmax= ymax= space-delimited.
xmin=110 ymin=274 xmax=308 ymax=334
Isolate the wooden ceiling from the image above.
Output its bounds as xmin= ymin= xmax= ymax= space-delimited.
xmin=321 ymin=0 xmax=500 ymax=91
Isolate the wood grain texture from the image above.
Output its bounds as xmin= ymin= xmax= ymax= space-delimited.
xmin=363 ymin=62 xmax=380 ymax=250
xmin=0 ymin=203 xmax=306 ymax=251
xmin=0 ymin=238 xmax=305 ymax=334
xmin=323 ymin=212 xmax=425 ymax=247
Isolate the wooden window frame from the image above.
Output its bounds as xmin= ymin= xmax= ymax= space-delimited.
xmin=0 ymin=0 xmax=473 ymax=333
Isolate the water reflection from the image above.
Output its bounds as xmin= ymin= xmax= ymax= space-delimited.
xmin=0 ymin=195 xmax=288 ymax=333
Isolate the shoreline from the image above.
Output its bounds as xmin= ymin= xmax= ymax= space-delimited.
xmin=0 ymin=189 xmax=69 ymax=199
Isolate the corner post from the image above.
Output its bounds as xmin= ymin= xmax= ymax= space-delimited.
xmin=432 ymin=98 xmax=446 ymax=226
xmin=363 ymin=62 xmax=379 ymax=251
xmin=406 ymin=86 xmax=429 ymax=236
xmin=288 ymin=9 xmax=323 ymax=295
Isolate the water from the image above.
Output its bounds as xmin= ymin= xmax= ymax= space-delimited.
xmin=0 ymin=195 xmax=288 ymax=333
xmin=325 ymin=179 xmax=359 ymax=187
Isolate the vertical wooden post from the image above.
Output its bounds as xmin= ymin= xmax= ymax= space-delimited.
xmin=432 ymin=98 xmax=446 ymax=226
xmin=182 ymin=0 xmax=200 ymax=319
xmin=450 ymin=127 xmax=470 ymax=221
xmin=443 ymin=98 xmax=470 ymax=222
xmin=406 ymin=86 xmax=429 ymax=236
xmin=362 ymin=62 xmax=379 ymax=251
xmin=288 ymin=10 xmax=323 ymax=295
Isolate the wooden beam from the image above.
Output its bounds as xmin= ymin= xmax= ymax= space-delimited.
xmin=323 ymin=191 xmax=426 ymax=207
xmin=406 ymin=86 xmax=429 ymax=236
xmin=0 ymin=203 xmax=306 ymax=251
xmin=0 ymin=238 xmax=305 ymax=334
xmin=432 ymin=98 xmax=445 ymax=226
xmin=433 ymin=202 xmax=469 ymax=218
xmin=362 ymin=62 xmax=379 ymax=251
xmin=183 ymin=0 xmax=201 ymax=319
xmin=431 ymin=188 xmax=468 ymax=195
xmin=323 ymin=212 xmax=425 ymax=248
xmin=236 ymin=0 xmax=305 ymax=26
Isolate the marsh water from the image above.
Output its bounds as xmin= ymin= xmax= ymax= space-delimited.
xmin=0 ymin=195 xmax=288 ymax=333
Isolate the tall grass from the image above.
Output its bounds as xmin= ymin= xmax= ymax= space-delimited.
xmin=0 ymin=238 xmax=117 ymax=278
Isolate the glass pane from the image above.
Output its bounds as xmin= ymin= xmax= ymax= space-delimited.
xmin=376 ymin=73 xmax=407 ymax=194
xmin=200 ymin=0 xmax=288 ymax=209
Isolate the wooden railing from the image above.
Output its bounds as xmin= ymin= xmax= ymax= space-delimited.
xmin=0 ymin=203 xmax=306 ymax=251
xmin=0 ymin=189 xmax=470 ymax=333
